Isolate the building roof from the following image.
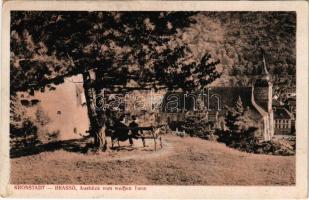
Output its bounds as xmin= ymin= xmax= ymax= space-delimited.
xmin=207 ymin=87 xmax=269 ymax=122
xmin=207 ymin=87 xmax=253 ymax=109
xmin=162 ymin=87 xmax=253 ymax=112
xmin=254 ymin=79 xmax=271 ymax=87
xmin=161 ymin=86 xmax=269 ymax=123
xmin=274 ymin=107 xmax=294 ymax=119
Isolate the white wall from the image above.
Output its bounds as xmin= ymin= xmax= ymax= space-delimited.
xmin=18 ymin=74 xmax=90 ymax=141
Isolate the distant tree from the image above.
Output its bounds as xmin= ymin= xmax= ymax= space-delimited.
xmin=224 ymin=96 xmax=245 ymax=134
xmin=287 ymin=65 xmax=295 ymax=75
xmin=181 ymin=113 xmax=213 ymax=139
xmin=234 ymin=96 xmax=244 ymax=114
xmin=218 ymin=96 xmax=258 ymax=151
xmin=273 ymin=65 xmax=282 ymax=75
xmin=11 ymin=12 xmax=221 ymax=151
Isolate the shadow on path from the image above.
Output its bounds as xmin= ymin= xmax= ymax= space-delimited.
xmin=10 ymin=137 xmax=150 ymax=159
xmin=10 ymin=137 xmax=91 ymax=159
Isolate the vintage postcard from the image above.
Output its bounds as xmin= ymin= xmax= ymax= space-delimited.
xmin=1 ymin=0 xmax=308 ymax=199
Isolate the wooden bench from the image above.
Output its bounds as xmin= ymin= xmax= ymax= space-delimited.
xmin=110 ymin=126 xmax=163 ymax=151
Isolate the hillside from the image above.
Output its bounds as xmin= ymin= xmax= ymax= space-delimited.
xmin=11 ymin=135 xmax=295 ymax=185
xmin=181 ymin=12 xmax=296 ymax=93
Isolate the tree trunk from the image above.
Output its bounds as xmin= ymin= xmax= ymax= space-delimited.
xmin=82 ymin=70 xmax=107 ymax=151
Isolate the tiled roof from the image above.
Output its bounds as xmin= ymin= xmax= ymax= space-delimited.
xmin=254 ymin=79 xmax=271 ymax=87
xmin=161 ymin=87 xmax=269 ymax=123
xmin=162 ymin=87 xmax=254 ymax=112
xmin=207 ymin=87 xmax=253 ymax=109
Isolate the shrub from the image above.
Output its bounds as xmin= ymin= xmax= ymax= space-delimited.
xmin=10 ymin=119 xmax=41 ymax=149
xmin=216 ymin=96 xmax=295 ymax=156
xmin=181 ymin=113 xmax=214 ymax=140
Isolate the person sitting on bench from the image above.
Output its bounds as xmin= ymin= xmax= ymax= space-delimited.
xmin=128 ymin=116 xmax=140 ymax=146
xmin=112 ymin=115 xmax=129 ymax=144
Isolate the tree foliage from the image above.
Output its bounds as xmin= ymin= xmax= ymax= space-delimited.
xmin=181 ymin=113 xmax=213 ymax=139
xmin=217 ymin=96 xmax=258 ymax=152
xmin=10 ymin=11 xmax=222 ymax=150
xmin=10 ymin=11 xmax=221 ymax=94
xmin=10 ymin=96 xmax=41 ymax=149
xmin=203 ymin=12 xmax=295 ymax=89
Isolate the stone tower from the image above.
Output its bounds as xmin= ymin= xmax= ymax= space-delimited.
xmin=253 ymin=54 xmax=273 ymax=112
xmin=253 ymin=50 xmax=274 ymax=140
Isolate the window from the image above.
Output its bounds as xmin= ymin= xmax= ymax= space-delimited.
xmin=20 ymin=100 xmax=30 ymax=107
xmin=31 ymin=99 xmax=40 ymax=105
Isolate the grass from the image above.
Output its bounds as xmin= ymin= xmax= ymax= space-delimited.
xmin=10 ymin=135 xmax=295 ymax=185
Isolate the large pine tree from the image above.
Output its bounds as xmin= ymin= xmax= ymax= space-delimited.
xmin=10 ymin=11 xmax=221 ymax=150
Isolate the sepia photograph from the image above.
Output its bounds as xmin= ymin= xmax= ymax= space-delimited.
xmin=1 ymin=1 xmax=308 ymax=199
